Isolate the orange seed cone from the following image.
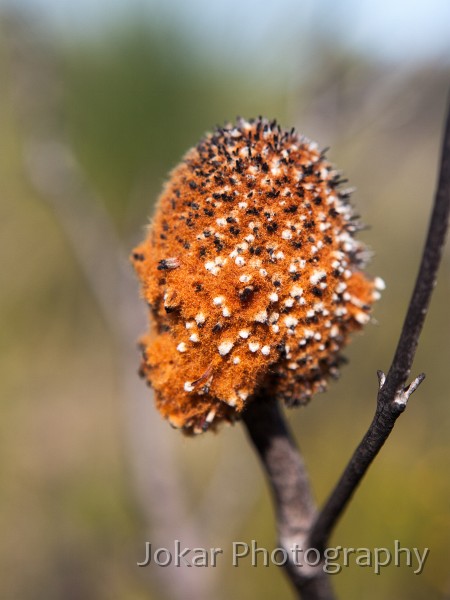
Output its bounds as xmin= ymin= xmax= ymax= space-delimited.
xmin=132 ymin=118 xmax=383 ymax=434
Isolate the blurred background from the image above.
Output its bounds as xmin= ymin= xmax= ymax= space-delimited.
xmin=1 ymin=1 xmax=449 ymax=599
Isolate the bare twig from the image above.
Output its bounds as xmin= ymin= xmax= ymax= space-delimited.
xmin=243 ymin=400 xmax=335 ymax=600
xmin=309 ymin=98 xmax=450 ymax=552
xmin=243 ymin=99 xmax=450 ymax=599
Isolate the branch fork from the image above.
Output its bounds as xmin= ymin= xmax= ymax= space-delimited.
xmin=244 ymin=98 xmax=450 ymax=599
xmin=391 ymin=372 xmax=426 ymax=407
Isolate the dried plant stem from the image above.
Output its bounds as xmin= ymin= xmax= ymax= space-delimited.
xmin=310 ymin=96 xmax=450 ymax=553
xmin=243 ymin=98 xmax=450 ymax=599
xmin=243 ymin=400 xmax=335 ymax=600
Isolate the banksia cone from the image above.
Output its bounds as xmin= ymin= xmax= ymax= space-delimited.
xmin=132 ymin=117 xmax=383 ymax=434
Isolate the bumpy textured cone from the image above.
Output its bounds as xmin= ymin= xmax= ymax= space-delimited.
xmin=132 ymin=117 xmax=383 ymax=434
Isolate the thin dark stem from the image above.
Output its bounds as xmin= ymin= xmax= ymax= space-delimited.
xmin=383 ymin=105 xmax=450 ymax=399
xmin=243 ymin=99 xmax=450 ymax=600
xmin=243 ymin=399 xmax=336 ymax=600
xmin=308 ymin=373 xmax=425 ymax=554
xmin=309 ymin=99 xmax=450 ymax=552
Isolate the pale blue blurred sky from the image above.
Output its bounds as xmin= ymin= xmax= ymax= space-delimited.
xmin=4 ymin=0 xmax=450 ymax=66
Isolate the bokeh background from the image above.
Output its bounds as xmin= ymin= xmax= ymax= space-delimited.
xmin=1 ymin=1 xmax=449 ymax=599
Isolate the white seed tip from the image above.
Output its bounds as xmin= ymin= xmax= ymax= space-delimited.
xmin=218 ymin=341 xmax=234 ymax=356
xmin=254 ymin=310 xmax=268 ymax=323
xmin=355 ymin=311 xmax=370 ymax=325
xmin=284 ymin=316 xmax=298 ymax=328
xmin=239 ymin=274 xmax=251 ymax=283
xmin=225 ymin=395 xmax=237 ymax=407
xmin=310 ymin=269 xmax=327 ymax=285
xmin=205 ymin=409 xmax=216 ymax=423
xmin=374 ymin=277 xmax=386 ymax=291
xmin=290 ymin=285 xmax=303 ymax=298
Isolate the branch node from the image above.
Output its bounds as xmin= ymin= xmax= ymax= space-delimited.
xmin=394 ymin=372 xmax=426 ymax=406
xmin=376 ymin=370 xmax=386 ymax=389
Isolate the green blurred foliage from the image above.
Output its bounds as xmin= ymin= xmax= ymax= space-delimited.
xmin=63 ymin=16 xmax=286 ymax=236
xmin=0 ymin=7 xmax=449 ymax=600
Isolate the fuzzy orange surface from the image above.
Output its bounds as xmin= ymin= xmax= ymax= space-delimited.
xmin=132 ymin=117 xmax=383 ymax=434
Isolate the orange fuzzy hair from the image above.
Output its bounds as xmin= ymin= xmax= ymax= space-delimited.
xmin=132 ymin=117 xmax=383 ymax=434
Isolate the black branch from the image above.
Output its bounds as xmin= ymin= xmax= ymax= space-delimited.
xmin=243 ymin=99 xmax=450 ymax=599
xmin=310 ymin=98 xmax=450 ymax=553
